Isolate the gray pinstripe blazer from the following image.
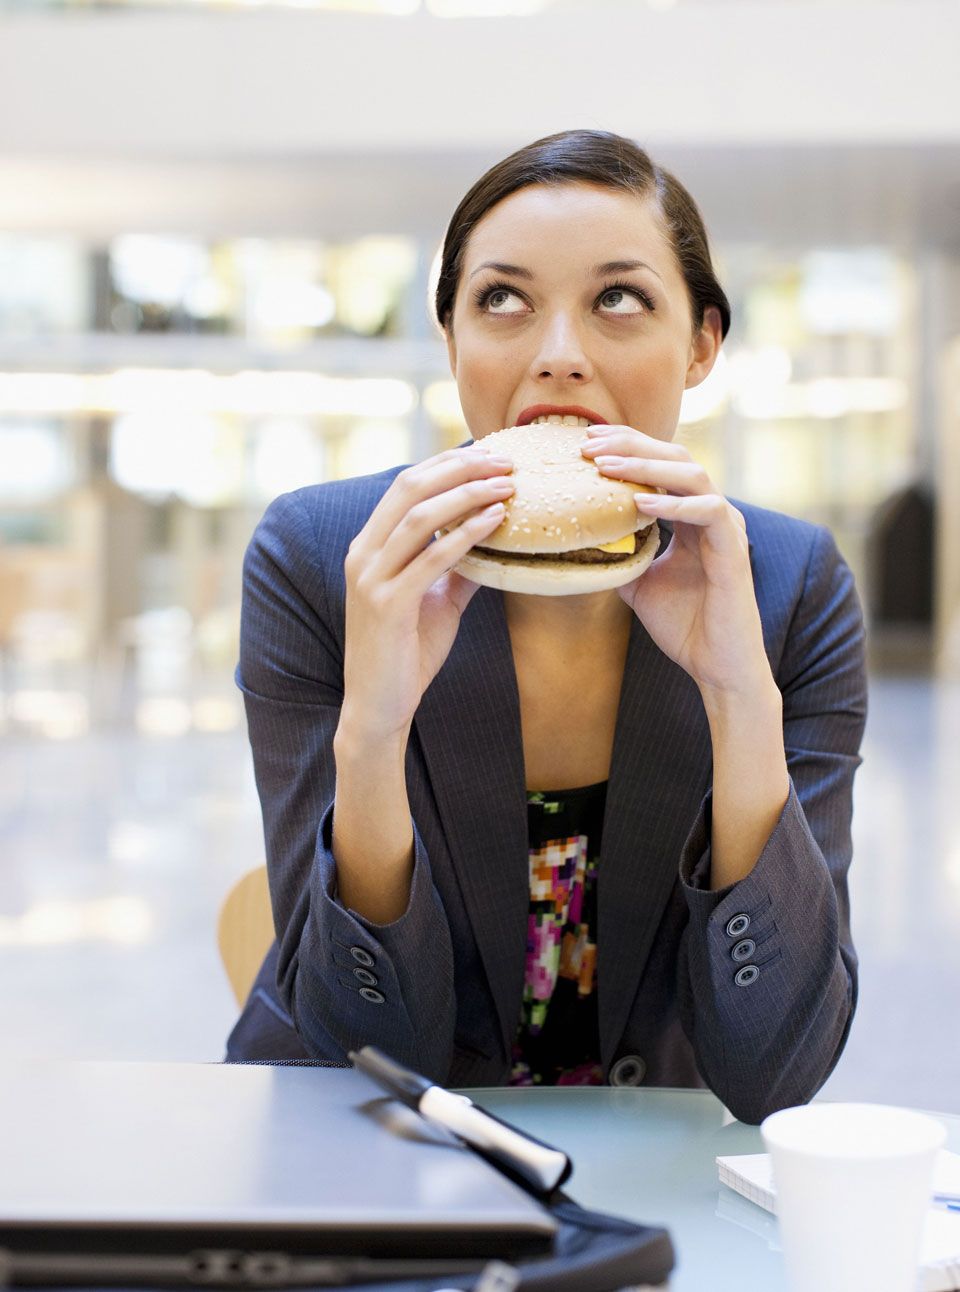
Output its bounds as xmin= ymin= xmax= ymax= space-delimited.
xmin=227 ymin=465 xmax=867 ymax=1125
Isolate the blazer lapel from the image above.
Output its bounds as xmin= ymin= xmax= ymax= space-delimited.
xmin=597 ymin=616 xmax=712 ymax=1066
xmin=412 ymin=586 xmax=529 ymax=1057
xmin=413 ymin=547 xmax=719 ymax=1071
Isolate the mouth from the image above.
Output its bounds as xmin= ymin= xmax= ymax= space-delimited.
xmin=515 ymin=405 xmax=608 ymax=428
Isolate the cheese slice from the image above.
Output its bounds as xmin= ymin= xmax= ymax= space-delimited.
xmin=596 ymin=533 xmax=637 ymax=555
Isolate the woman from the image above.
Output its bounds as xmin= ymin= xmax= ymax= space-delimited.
xmin=226 ymin=130 xmax=867 ymax=1125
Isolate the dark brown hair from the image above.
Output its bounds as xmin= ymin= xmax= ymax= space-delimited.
xmin=435 ymin=129 xmax=731 ymax=341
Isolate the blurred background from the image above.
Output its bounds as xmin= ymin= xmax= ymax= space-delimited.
xmin=1 ymin=0 xmax=959 ymax=1109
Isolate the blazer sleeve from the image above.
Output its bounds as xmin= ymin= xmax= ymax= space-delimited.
xmin=675 ymin=523 xmax=867 ymax=1124
xmin=236 ymin=488 xmax=456 ymax=1079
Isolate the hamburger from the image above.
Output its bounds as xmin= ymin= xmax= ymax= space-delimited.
xmin=450 ymin=420 xmax=660 ymax=596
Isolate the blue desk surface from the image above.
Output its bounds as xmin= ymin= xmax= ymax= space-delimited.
xmin=472 ymin=1086 xmax=960 ymax=1291
xmin=4 ymin=1062 xmax=956 ymax=1291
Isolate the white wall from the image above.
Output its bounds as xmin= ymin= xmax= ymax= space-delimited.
xmin=0 ymin=3 xmax=956 ymax=159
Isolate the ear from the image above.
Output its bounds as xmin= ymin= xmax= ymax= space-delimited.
xmin=684 ymin=305 xmax=723 ymax=389
xmin=444 ymin=327 xmax=457 ymax=379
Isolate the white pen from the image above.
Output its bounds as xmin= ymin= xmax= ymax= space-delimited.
xmin=349 ymin=1045 xmax=572 ymax=1195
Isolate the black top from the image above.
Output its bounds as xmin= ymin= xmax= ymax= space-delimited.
xmin=510 ymin=781 xmax=608 ymax=1086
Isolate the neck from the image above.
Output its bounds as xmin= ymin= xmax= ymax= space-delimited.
xmin=504 ymin=588 xmax=633 ymax=642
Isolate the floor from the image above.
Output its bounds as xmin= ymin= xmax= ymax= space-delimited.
xmin=2 ymin=673 xmax=958 ymax=1114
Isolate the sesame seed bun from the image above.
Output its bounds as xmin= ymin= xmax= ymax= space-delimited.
xmin=450 ymin=424 xmax=659 ymax=597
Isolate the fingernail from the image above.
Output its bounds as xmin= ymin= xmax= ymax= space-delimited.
xmin=634 ymin=493 xmax=660 ymax=507
xmin=586 ymin=426 xmax=608 ymax=436
xmin=594 ymin=455 xmax=624 ymax=467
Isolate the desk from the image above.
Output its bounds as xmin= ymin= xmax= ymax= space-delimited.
xmin=473 ymin=1085 xmax=960 ymax=1291
xmin=4 ymin=1064 xmax=958 ymax=1291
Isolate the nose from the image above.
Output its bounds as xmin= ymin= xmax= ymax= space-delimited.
xmin=529 ymin=311 xmax=594 ymax=384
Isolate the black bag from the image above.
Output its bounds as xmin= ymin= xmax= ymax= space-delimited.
xmin=338 ymin=1192 xmax=675 ymax=1291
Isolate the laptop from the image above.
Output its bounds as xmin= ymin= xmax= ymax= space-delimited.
xmin=0 ymin=1060 xmax=557 ymax=1286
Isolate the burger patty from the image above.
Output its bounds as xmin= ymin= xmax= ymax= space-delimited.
xmin=473 ymin=545 xmax=634 ymax=565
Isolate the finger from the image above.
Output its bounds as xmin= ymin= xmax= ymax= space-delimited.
xmin=581 ymin=429 xmax=690 ymax=462
xmin=372 ymin=473 xmax=516 ymax=582
xmin=438 ymin=567 xmax=487 ymax=618
xmin=390 ymin=501 xmax=509 ymax=602
xmin=592 ymin=454 xmax=716 ymax=497
xmin=632 ymin=493 xmax=749 ymax=551
xmin=353 ymin=447 xmax=513 ymax=558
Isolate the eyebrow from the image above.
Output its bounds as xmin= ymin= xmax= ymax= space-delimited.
xmin=593 ymin=259 xmax=664 ymax=283
xmin=469 ymin=261 xmax=534 ymax=281
xmin=468 ymin=258 xmax=663 ymax=283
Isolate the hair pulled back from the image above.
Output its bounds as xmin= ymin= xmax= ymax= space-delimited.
xmin=435 ymin=129 xmax=731 ymax=342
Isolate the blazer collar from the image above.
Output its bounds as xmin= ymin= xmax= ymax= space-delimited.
xmin=413 ymin=587 xmax=529 ymax=1056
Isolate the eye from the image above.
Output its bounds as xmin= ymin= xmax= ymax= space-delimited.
xmin=487 ymin=289 xmax=526 ymax=314
xmin=473 ymin=282 xmax=528 ymax=315
xmin=597 ymin=284 xmax=652 ymax=315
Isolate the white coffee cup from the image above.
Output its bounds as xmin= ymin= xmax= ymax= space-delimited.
xmin=761 ymin=1102 xmax=946 ymax=1292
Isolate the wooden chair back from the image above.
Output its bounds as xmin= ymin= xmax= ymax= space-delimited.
xmin=217 ymin=865 xmax=274 ymax=1007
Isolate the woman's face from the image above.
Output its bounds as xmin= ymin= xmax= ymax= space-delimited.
xmin=445 ymin=182 xmax=721 ymax=441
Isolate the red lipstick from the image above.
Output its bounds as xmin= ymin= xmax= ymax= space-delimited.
xmin=515 ymin=404 xmax=609 ymax=427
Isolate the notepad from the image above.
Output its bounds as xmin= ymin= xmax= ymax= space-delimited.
xmin=717 ymin=1150 xmax=960 ymax=1292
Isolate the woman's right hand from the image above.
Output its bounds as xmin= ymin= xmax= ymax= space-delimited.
xmin=339 ymin=444 xmax=515 ymax=746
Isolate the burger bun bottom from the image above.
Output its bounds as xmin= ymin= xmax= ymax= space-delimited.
xmin=454 ymin=520 xmax=660 ymax=597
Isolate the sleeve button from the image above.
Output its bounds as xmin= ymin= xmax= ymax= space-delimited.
xmin=350 ymin=946 xmax=375 ymax=968
xmin=725 ymin=914 xmax=750 ymax=938
xmin=359 ymin=987 xmax=386 ymax=1004
xmin=734 ymin=965 xmax=760 ymax=987
xmin=731 ymin=938 xmax=756 ymax=962
xmin=353 ymin=967 xmax=378 ymax=986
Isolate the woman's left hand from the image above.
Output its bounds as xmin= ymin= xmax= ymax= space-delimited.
xmin=581 ymin=426 xmax=771 ymax=698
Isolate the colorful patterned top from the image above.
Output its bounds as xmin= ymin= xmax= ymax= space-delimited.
xmin=509 ymin=780 xmax=608 ymax=1087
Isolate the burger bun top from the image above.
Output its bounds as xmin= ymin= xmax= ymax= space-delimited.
xmin=476 ymin=423 xmax=656 ymax=554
